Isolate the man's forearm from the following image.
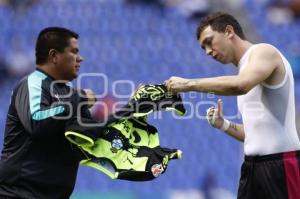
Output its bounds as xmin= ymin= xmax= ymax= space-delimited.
xmin=186 ymin=76 xmax=246 ymax=96
xmin=224 ymin=122 xmax=245 ymax=142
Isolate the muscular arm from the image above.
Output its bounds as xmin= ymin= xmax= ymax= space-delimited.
xmin=186 ymin=75 xmax=249 ymax=95
xmin=166 ymin=44 xmax=281 ymax=95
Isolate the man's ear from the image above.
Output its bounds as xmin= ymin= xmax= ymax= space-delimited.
xmin=49 ymin=49 xmax=58 ymax=64
xmin=225 ymin=25 xmax=234 ymax=39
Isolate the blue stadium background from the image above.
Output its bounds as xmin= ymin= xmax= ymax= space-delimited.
xmin=0 ymin=0 xmax=299 ymax=198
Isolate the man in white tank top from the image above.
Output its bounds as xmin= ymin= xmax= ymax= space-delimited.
xmin=165 ymin=12 xmax=300 ymax=199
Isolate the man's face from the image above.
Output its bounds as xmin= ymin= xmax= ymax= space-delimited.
xmin=199 ymin=26 xmax=232 ymax=64
xmin=56 ymin=38 xmax=83 ymax=81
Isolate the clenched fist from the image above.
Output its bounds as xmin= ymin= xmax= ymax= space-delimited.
xmin=164 ymin=76 xmax=190 ymax=93
xmin=206 ymin=99 xmax=226 ymax=129
xmin=83 ymin=89 xmax=97 ymax=108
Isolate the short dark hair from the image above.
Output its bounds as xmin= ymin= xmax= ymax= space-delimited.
xmin=35 ymin=27 xmax=79 ymax=65
xmin=196 ymin=12 xmax=245 ymax=40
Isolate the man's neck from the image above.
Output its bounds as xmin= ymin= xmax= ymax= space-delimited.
xmin=232 ymin=39 xmax=253 ymax=66
xmin=36 ymin=65 xmax=60 ymax=80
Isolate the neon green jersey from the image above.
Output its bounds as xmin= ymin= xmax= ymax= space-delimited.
xmin=65 ymin=84 xmax=185 ymax=181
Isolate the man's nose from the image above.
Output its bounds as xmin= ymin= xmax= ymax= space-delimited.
xmin=206 ymin=48 xmax=213 ymax=56
xmin=78 ymin=55 xmax=83 ymax=62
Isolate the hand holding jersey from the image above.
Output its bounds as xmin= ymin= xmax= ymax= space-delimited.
xmin=164 ymin=76 xmax=190 ymax=93
xmin=83 ymin=89 xmax=97 ymax=108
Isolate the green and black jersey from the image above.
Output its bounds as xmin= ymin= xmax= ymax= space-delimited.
xmin=65 ymin=84 xmax=185 ymax=181
xmin=0 ymin=68 xmax=91 ymax=199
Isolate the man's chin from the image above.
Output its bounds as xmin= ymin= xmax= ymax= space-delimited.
xmin=68 ymin=73 xmax=78 ymax=81
xmin=218 ymin=59 xmax=230 ymax=64
xmin=73 ymin=74 xmax=78 ymax=80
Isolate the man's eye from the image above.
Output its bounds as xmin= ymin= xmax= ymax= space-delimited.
xmin=71 ymin=48 xmax=79 ymax=53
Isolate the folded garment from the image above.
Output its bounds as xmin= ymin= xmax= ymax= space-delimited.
xmin=65 ymin=84 xmax=185 ymax=181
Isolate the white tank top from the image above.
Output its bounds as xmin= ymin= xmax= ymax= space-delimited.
xmin=237 ymin=44 xmax=300 ymax=156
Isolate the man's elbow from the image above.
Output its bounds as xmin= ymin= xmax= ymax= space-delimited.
xmin=233 ymin=83 xmax=251 ymax=95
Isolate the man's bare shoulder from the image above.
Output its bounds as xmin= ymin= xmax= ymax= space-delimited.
xmin=249 ymin=43 xmax=280 ymax=62
xmin=250 ymin=43 xmax=279 ymax=59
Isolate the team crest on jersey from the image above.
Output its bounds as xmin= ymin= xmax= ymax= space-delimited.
xmin=111 ymin=138 xmax=123 ymax=153
xmin=151 ymin=163 xmax=164 ymax=177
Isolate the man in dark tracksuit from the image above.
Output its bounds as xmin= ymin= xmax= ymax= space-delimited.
xmin=0 ymin=27 xmax=96 ymax=199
